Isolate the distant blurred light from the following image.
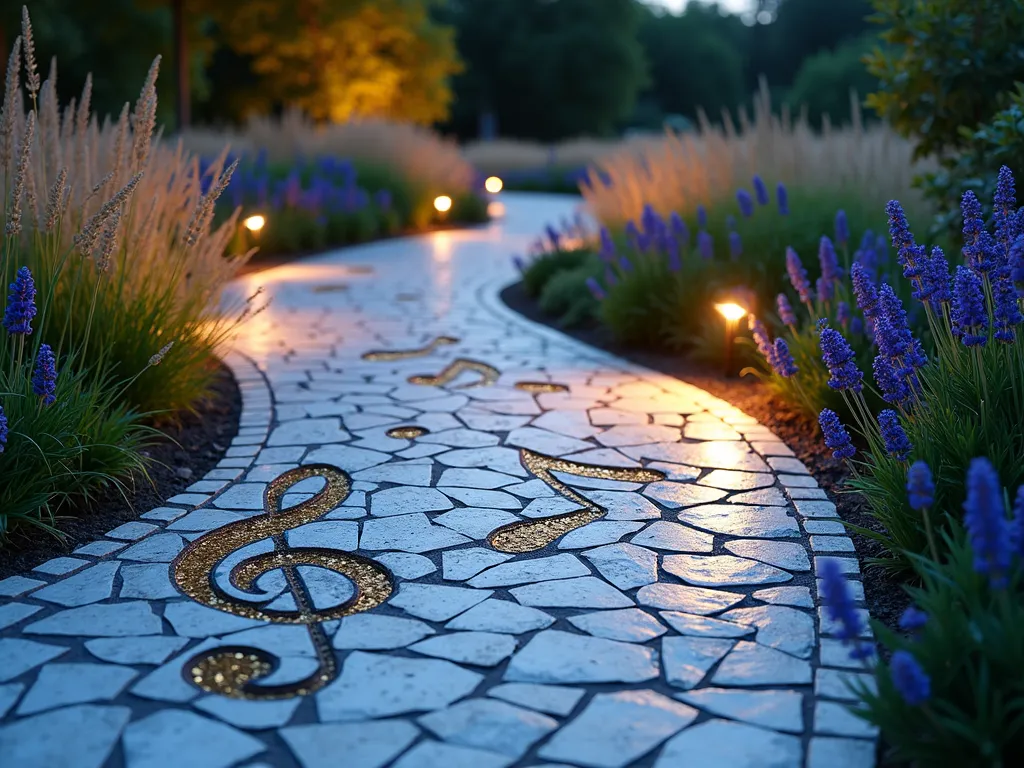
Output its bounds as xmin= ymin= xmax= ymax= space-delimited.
xmin=488 ymin=201 xmax=506 ymax=218
xmin=244 ymin=214 xmax=265 ymax=232
xmin=715 ymin=302 xmax=748 ymax=322
xmin=485 ymin=176 xmax=504 ymax=194
xmin=434 ymin=195 xmax=453 ymax=213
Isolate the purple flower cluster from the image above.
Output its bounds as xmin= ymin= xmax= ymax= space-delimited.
xmin=736 ymin=189 xmax=754 ymax=218
xmin=835 ymin=209 xmax=849 ymax=246
xmin=3 ymin=266 xmax=36 ymax=336
xmin=697 ymin=230 xmax=714 ymax=260
xmin=776 ymin=293 xmax=797 ymax=326
xmin=871 ymin=284 xmax=926 ymax=407
xmin=898 ymin=606 xmax=928 ymax=632
xmin=819 ymin=557 xmax=871 ymax=658
xmin=819 ymin=408 xmax=855 ymax=460
xmin=964 ymin=457 xmax=1013 ymax=588
xmin=750 ymin=317 xmax=773 ymax=359
xmin=776 ymin=183 xmax=789 ymax=216
xmin=728 ymin=231 xmax=742 ymax=261
xmin=818 ymin=321 xmax=863 ymax=392
xmin=32 ymin=343 xmax=57 ymax=406
xmin=585 ymin=277 xmax=606 ymax=301
xmin=906 ymin=461 xmax=934 ymax=510
xmin=951 ymin=265 xmax=989 ymax=346
xmin=786 ymin=247 xmax=813 ymax=305
xmin=0 ymin=404 xmax=7 ymax=454
xmin=878 ymin=409 xmax=912 ymax=461
xmin=769 ymin=338 xmax=798 ymax=377
xmin=753 ymin=175 xmax=769 ymax=206
xmin=890 ymin=650 xmax=931 ymax=705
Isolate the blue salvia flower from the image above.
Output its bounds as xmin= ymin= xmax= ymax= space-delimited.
xmin=641 ymin=204 xmax=663 ymax=237
xmin=819 ymin=321 xmax=864 ymax=392
xmin=725 ymin=215 xmax=737 ymax=232
xmin=899 ymin=606 xmax=928 ymax=633
xmin=697 ymin=230 xmax=714 ymax=260
xmin=819 ymin=557 xmax=870 ymax=657
xmin=669 ymin=212 xmax=689 ymax=246
xmin=951 ymin=265 xmax=989 ymax=346
xmin=599 ymin=227 xmax=616 ymax=263
xmin=512 ymin=255 xmax=526 ymax=273
xmin=876 ymin=284 xmax=925 ymax=369
xmin=771 ymin=338 xmax=798 ymax=377
xmin=835 ymin=210 xmax=849 ymax=246
xmin=665 ymin=236 xmax=682 ymax=272
xmin=625 ymin=220 xmax=641 ymax=250
xmin=836 ymin=301 xmax=851 ymax=329
xmin=961 ymin=191 xmax=996 ymax=273
xmin=728 ymin=231 xmax=742 ymax=260
xmin=907 ymin=461 xmax=935 ymax=510
xmin=886 ymin=200 xmax=929 ymax=290
xmin=994 ymin=165 xmax=1018 ymax=256
xmin=850 ymin=263 xmax=879 ymax=321
xmin=890 ymin=650 xmax=931 ymax=705
xmin=585 ymin=277 xmax=606 ymax=301
xmin=750 ymin=317 xmax=773 ymax=359
xmin=373 ymin=189 xmax=392 ymax=211
xmin=545 ymin=225 xmax=561 ymax=249
xmin=776 ymin=183 xmax=789 ymax=215
xmin=993 ymin=268 xmax=1022 ymax=342
xmin=1013 ymin=486 xmax=1024 ymax=558
xmin=964 ymin=457 xmax=1013 ymax=588
xmin=736 ymin=189 xmax=754 ymax=218
xmin=604 ymin=267 xmax=618 ymax=287
xmin=3 ymin=266 xmax=37 ymax=336
xmin=786 ymin=247 xmax=813 ymax=304
xmin=819 ymin=408 xmax=856 ymax=460
xmin=696 ymin=205 xmax=708 ymax=229
xmin=1011 ymin=235 xmax=1024 ymax=291
xmin=752 ymin=175 xmax=769 ymax=206
xmin=874 ymin=354 xmax=910 ymax=407
xmin=926 ymin=247 xmax=952 ymax=305
xmin=777 ymin=293 xmax=797 ymax=326
xmin=817 ymin=276 xmax=834 ymax=303
xmin=850 ymin=317 xmax=864 ymax=336
xmin=0 ymin=404 xmax=7 ymax=454
xmin=32 ymin=344 xmax=58 ymax=406
xmin=618 ymin=255 xmax=634 ymax=273
xmin=819 ymin=236 xmax=842 ymax=283
xmin=878 ymin=409 xmax=912 ymax=461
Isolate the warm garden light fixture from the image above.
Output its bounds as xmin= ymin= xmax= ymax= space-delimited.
xmin=433 ymin=195 xmax=453 ymax=214
xmin=715 ymin=301 xmax=747 ymax=376
xmin=244 ymin=214 xmax=266 ymax=233
xmin=485 ymin=176 xmax=504 ymax=194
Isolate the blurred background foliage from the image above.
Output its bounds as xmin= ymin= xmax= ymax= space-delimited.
xmin=0 ymin=0 xmax=880 ymax=138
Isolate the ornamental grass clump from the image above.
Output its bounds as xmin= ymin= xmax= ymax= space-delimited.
xmin=788 ymin=167 xmax=1024 ymax=569
xmin=845 ymin=458 xmax=1024 ymax=766
xmin=0 ymin=7 xmax=253 ymax=536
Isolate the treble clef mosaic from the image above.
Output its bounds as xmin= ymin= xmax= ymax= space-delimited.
xmin=171 ymin=465 xmax=393 ymax=700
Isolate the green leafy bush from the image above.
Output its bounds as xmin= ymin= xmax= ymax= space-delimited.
xmin=786 ymin=34 xmax=879 ymax=129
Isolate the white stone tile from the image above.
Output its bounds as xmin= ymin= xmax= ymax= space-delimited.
xmin=374 ymin=552 xmax=437 ymax=579
xmin=677 ymin=687 xmax=804 ymax=733
xmin=419 ymin=698 xmax=558 ymax=758
xmin=0 ymin=638 xmax=68 ymax=682
xmin=73 ymin=540 xmax=127 ymax=557
xmin=727 ymin=487 xmax=789 ymax=506
xmin=662 ymin=636 xmax=735 ymax=688
xmin=724 ymin=540 xmax=811 ymax=572
xmin=582 ymin=543 xmax=658 ymax=589
xmin=629 ymin=520 xmax=713 ymax=553
xmin=676 ymin=504 xmax=800 ymax=538
xmin=0 ymin=704 xmax=130 ymax=768
xmin=712 ymin=641 xmax=812 ymax=686
xmin=392 ymin=741 xmax=513 ymax=768
xmin=814 ymin=700 xmax=879 ymax=738
xmin=540 ymin=690 xmax=697 ymax=767
xmin=388 ymin=583 xmax=492 ymax=621
xmin=468 ymin=554 xmax=590 ymax=588
xmin=411 ymin=632 xmax=517 ymax=666
xmin=569 ymin=608 xmax=667 ymax=643
xmin=23 ymin=602 xmax=163 ymax=637
xmin=360 ymin=513 xmax=471 ymax=553
xmin=443 ymin=548 xmax=513 ymax=580
xmin=636 ymin=583 xmax=744 ymax=615
xmin=0 ymin=575 xmax=45 ymax=597
xmin=32 ymin=557 xmax=89 ymax=576
xmin=433 ymin=508 xmax=521 ymax=539
xmin=753 ymin=586 xmax=814 ymax=608
xmin=557 ymin=520 xmax=644 ymax=549
xmin=720 ymin=605 xmax=816 ymax=659
xmin=0 ymin=603 xmax=42 ymax=630
xmin=119 ymin=563 xmax=179 ymax=600
xmin=437 ymin=468 xmax=519 ymax=489
xmin=445 ymin=599 xmax=554 ymax=634
xmin=658 ymin=611 xmax=754 ymax=638
xmin=510 ymin=576 xmax=633 ymax=609
xmin=487 ymin=683 xmax=584 ymax=716
xmin=504 ymin=630 xmax=658 ymax=684
xmin=122 ymin=709 xmax=266 ymax=768
xmin=196 ymin=695 xmax=302 ymax=729
xmin=16 ymin=662 xmax=137 ymax=715
xmin=643 ymin=481 xmax=728 ymax=509
xmin=654 ymin=718 xmax=802 ymax=767
xmin=663 ymin=554 xmax=792 ymax=587
xmin=84 ymin=636 xmax=189 ymax=665
xmin=807 ymin=736 xmax=876 ymax=768
xmin=0 ymin=683 xmax=23 ymax=718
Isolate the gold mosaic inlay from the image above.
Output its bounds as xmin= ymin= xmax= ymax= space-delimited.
xmin=172 ymin=464 xmax=394 ymax=699
xmin=385 ymin=426 xmax=429 ymax=438
xmin=514 ymin=381 xmax=569 ymax=393
xmin=489 ymin=449 xmax=665 ymax=553
xmin=408 ymin=358 xmax=500 ymax=389
xmin=361 ymin=335 xmax=460 ymax=361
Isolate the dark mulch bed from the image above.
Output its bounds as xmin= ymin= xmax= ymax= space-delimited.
xmin=502 ymin=281 xmax=911 ymax=634
xmin=0 ymin=362 xmax=242 ymax=580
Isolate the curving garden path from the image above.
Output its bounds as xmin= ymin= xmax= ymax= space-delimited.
xmin=0 ymin=194 xmax=875 ymax=767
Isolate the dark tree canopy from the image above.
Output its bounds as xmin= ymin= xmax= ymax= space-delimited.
xmin=442 ymin=0 xmax=648 ymax=140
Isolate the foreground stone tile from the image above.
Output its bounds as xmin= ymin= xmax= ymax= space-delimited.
xmin=333 ymin=614 xmax=435 ymax=650
xmin=636 ymin=583 xmax=745 ymax=615
xmin=16 ymin=663 xmax=137 ymax=715
xmin=487 ymin=682 xmax=584 ymax=716
xmin=504 ymin=630 xmax=658 ymax=684
xmin=568 ymin=608 xmax=667 ymax=643
xmin=445 ymin=599 xmax=555 ymax=634
xmin=0 ymin=704 xmax=130 ymax=768
xmin=654 ymin=718 xmax=802 ymax=767
xmin=123 ymin=709 xmax=266 ymax=768
xmin=419 ymin=698 xmax=558 ymax=758
xmin=410 ymin=631 xmax=517 ymax=666
xmin=677 ymin=687 xmax=804 ymax=733
xmin=712 ymin=641 xmax=812 ymax=686
xmin=539 ymin=690 xmax=698 ymax=768
xmin=389 ymin=583 xmax=492 ymax=621
xmin=662 ymin=636 xmax=735 ymax=689
xmin=662 ymin=554 xmax=793 ymax=587
xmin=510 ymin=576 xmax=633 ymax=609
xmin=468 ymin=554 xmax=590 ymax=588
xmin=23 ymin=602 xmax=162 ymax=637
xmin=281 ymin=720 xmax=420 ymax=768
xmin=392 ymin=741 xmax=513 ymax=768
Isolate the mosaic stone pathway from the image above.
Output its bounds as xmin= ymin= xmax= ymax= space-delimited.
xmin=0 ymin=194 xmax=877 ymax=767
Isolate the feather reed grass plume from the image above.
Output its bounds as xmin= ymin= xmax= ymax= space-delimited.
xmin=0 ymin=6 xmax=249 ymax=414
xmin=582 ymin=81 xmax=932 ymax=227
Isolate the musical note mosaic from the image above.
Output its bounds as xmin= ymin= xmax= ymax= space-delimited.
xmin=360 ymin=335 xmax=459 ymax=361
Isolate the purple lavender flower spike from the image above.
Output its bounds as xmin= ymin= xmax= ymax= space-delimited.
xmin=618 ymin=254 xmax=634 ymax=273
xmin=961 ymin=191 xmax=995 ymax=273
xmin=728 ymin=231 xmax=742 ymax=260
xmin=786 ymin=247 xmax=813 ymax=304
xmin=850 ymin=263 xmax=879 ymax=319
xmin=32 ymin=344 xmax=58 ymax=406
xmin=777 ymin=293 xmax=797 ymax=326
xmin=887 ymin=199 xmax=929 ymax=289
xmin=890 ymin=650 xmax=931 ymax=705
xmin=1011 ymin=235 xmax=1024 ymax=293
xmin=0 ymin=404 xmax=7 ymax=453
xmin=625 ymin=221 xmax=641 ymax=250
xmin=835 ymin=209 xmax=849 ymax=246
xmin=819 ymin=408 xmax=856 ymax=460
xmin=666 ymin=237 xmax=682 ymax=272
xmin=927 ymin=247 xmax=951 ymax=305
xmin=1013 ymin=486 xmax=1024 ymax=558
xmin=878 ymin=409 xmax=912 ymax=461
xmin=771 ymin=338 xmax=798 ymax=377
xmin=819 ymin=236 xmax=842 ymax=283
xmin=964 ymin=457 xmax=1013 ymax=588
xmin=725 ymin=215 xmax=737 ymax=232
xmin=697 ymin=205 xmax=708 ymax=229
xmin=899 ymin=606 xmax=928 ymax=632
xmin=585 ymin=277 xmax=606 ymax=301
xmin=749 ymin=317 xmax=773 ymax=359
xmin=545 ymin=224 xmax=561 ymax=249
xmin=3 ymin=266 xmax=37 ymax=336
xmin=512 ymin=255 xmax=526 ymax=273
xmin=599 ymin=227 xmax=617 ymax=263
xmin=776 ymin=183 xmax=789 ymax=215
xmin=819 ymin=556 xmax=870 ymax=658
xmin=669 ymin=212 xmax=689 ymax=246
xmin=817 ymin=276 xmax=834 ymax=303
xmin=736 ymin=189 xmax=754 ymax=218
xmin=641 ymin=204 xmax=662 ymax=237
xmin=994 ymin=166 xmax=1018 ymax=254
xmin=873 ymin=354 xmax=910 ymax=407
xmin=836 ymin=301 xmax=851 ymax=329
xmin=951 ymin=265 xmax=989 ymax=346
xmin=753 ymin=175 xmax=769 ymax=206
xmin=819 ymin=321 xmax=863 ymax=392
xmin=697 ymin=230 xmax=714 ymax=260
xmin=604 ymin=267 xmax=618 ymax=287
xmin=993 ymin=267 xmax=1022 ymax=342
xmin=907 ymin=461 xmax=935 ymax=510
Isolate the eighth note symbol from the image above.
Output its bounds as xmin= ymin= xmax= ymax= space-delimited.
xmin=171 ymin=465 xmax=393 ymax=700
